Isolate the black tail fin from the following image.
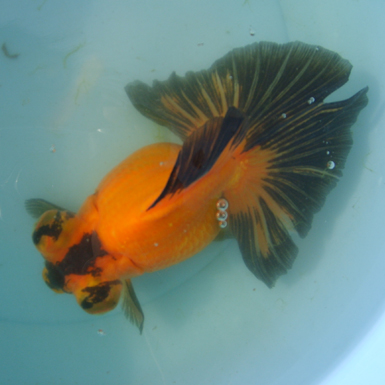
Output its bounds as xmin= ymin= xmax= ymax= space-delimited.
xmin=126 ymin=41 xmax=363 ymax=141
xmin=224 ymin=87 xmax=368 ymax=287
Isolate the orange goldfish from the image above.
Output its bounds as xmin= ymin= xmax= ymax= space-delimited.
xmin=26 ymin=41 xmax=368 ymax=333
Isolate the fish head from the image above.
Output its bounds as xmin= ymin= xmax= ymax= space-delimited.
xmin=33 ymin=212 xmax=122 ymax=314
xmin=26 ymin=199 xmax=123 ymax=316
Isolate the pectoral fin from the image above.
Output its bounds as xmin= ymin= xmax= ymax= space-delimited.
xmin=25 ymin=198 xmax=71 ymax=218
xmin=122 ymin=279 xmax=144 ymax=334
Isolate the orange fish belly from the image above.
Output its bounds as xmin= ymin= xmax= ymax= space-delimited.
xmin=81 ymin=142 xmax=239 ymax=278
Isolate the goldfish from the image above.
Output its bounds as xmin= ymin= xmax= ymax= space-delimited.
xmin=26 ymin=41 xmax=368 ymax=333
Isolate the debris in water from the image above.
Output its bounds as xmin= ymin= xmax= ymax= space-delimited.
xmin=63 ymin=43 xmax=85 ymax=68
xmin=2 ymin=43 xmax=19 ymax=59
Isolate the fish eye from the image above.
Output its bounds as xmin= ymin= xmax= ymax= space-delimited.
xmin=32 ymin=210 xmax=63 ymax=246
xmin=75 ymin=280 xmax=123 ymax=315
xmin=42 ymin=261 xmax=66 ymax=293
xmin=32 ymin=210 xmax=76 ymax=262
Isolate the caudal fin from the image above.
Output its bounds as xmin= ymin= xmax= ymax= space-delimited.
xmin=225 ymin=87 xmax=368 ymax=287
xmin=126 ymin=41 xmax=364 ymax=141
xmin=126 ymin=41 xmax=368 ymax=287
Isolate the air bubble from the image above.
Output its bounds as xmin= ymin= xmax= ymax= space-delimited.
xmin=326 ymin=151 xmax=330 ymax=155
xmin=307 ymin=97 xmax=315 ymax=105
xmin=281 ymin=113 xmax=287 ymax=119
xmin=216 ymin=198 xmax=228 ymax=211
xmin=326 ymin=161 xmax=335 ymax=170
xmin=219 ymin=220 xmax=227 ymax=228
xmin=216 ymin=210 xmax=228 ymax=221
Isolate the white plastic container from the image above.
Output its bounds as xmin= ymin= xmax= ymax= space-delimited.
xmin=1 ymin=1 xmax=384 ymax=384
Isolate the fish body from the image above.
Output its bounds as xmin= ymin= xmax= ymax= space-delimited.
xmin=26 ymin=41 xmax=368 ymax=332
xmin=83 ymin=141 xmax=224 ymax=275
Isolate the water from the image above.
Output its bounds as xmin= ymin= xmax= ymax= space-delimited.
xmin=1 ymin=1 xmax=385 ymax=384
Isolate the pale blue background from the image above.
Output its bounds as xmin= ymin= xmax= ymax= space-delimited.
xmin=0 ymin=1 xmax=384 ymax=384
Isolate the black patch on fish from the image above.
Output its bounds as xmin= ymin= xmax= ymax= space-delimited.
xmin=46 ymin=232 xmax=109 ymax=286
xmin=80 ymin=280 xmax=122 ymax=309
xmin=192 ymin=148 xmax=205 ymax=170
xmin=32 ymin=211 xmax=64 ymax=245
xmin=44 ymin=261 xmax=66 ymax=292
xmin=59 ymin=232 xmax=108 ymax=277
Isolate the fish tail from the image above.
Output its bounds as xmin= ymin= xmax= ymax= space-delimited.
xmin=225 ymin=86 xmax=367 ymax=287
xmin=127 ymin=41 xmax=368 ymax=287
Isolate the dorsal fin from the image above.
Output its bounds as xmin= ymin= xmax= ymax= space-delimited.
xmin=148 ymin=107 xmax=247 ymax=209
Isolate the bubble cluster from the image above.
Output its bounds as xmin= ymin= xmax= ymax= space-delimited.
xmin=216 ymin=198 xmax=229 ymax=228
